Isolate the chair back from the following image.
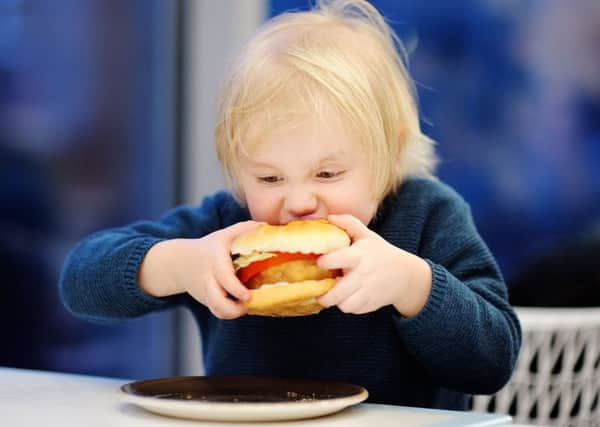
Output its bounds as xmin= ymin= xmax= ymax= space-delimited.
xmin=471 ymin=307 xmax=600 ymax=426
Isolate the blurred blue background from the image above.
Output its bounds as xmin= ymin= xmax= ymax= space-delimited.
xmin=0 ymin=0 xmax=178 ymax=377
xmin=270 ymin=0 xmax=600 ymax=288
xmin=1 ymin=0 xmax=599 ymax=378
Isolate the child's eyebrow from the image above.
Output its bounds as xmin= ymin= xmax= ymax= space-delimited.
xmin=317 ymin=151 xmax=351 ymax=164
xmin=243 ymin=159 xmax=279 ymax=170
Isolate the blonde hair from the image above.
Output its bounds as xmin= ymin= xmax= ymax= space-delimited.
xmin=215 ymin=0 xmax=437 ymax=203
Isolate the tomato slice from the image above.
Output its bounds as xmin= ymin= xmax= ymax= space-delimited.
xmin=237 ymin=252 xmax=319 ymax=284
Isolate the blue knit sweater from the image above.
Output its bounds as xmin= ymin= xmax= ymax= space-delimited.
xmin=59 ymin=178 xmax=521 ymax=410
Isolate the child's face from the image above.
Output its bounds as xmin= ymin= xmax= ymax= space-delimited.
xmin=238 ymin=117 xmax=379 ymax=225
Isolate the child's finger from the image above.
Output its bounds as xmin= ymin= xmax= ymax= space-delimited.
xmin=317 ymin=246 xmax=360 ymax=270
xmin=205 ymin=280 xmax=247 ymax=319
xmin=317 ymin=276 xmax=360 ymax=308
xmin=222 ymin=220 xmax=264 ymax=242
xmin=327 ymin=214 xmax=371 ymax=241
xmin=215 ymin=251 xmax=250 ymax=301
xmin=219 ymin=271 xmax=250 ymax=302
xmin=336 ymin=290 xmax=370 ymax=314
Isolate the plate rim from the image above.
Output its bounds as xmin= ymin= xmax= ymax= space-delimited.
xmin=119 ymin=375 xmax=369 ymax=421
xmin=120 ymin=374 xmax=369 ymax=401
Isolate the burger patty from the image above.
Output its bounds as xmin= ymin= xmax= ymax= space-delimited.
xmin=245 ymin=259 xmax=341 ymax=289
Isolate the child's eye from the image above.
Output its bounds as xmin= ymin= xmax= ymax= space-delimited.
xmin=258 ymin=175 xmax=282 ymax=184
xmin=316 ymin=170 xmax=344 ymax=179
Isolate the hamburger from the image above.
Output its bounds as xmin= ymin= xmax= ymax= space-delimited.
xmin=231 ymin=219 xmax=351 ymax=317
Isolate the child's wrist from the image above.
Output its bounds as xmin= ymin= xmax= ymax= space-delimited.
xmin=394 ymin=255 xmax=432 ymax=318
xmin=138 ymin=239 xmax=184 ymax=297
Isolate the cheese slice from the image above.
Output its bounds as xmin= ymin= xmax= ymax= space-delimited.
xmin=233 ymin=252 xmax=276 ymax=272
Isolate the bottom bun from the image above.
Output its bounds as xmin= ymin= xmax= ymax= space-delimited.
xmin=244 ymin=278 xmax=337 ymax=317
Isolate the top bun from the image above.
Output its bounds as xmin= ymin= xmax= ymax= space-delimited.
xmin=231 ymin=219 xmax=350 ymax=256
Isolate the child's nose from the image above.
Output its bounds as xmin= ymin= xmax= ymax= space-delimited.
xmin=284 ymin=187 xmax=318 ymax=218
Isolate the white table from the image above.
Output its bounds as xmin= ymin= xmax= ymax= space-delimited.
xmin=0 ymin=367 xmax=515 ymax=426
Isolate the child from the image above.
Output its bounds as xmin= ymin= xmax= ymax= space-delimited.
xmin=59 ymin=0 xmax=521 ymax=410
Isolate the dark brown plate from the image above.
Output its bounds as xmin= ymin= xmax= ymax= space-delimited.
xmin=120 ymin=375 xmax=369 ymax=421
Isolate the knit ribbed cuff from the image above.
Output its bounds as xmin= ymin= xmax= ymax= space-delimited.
xmin=122 ymin=237 xmax=170 ymax=310
xmin=394 ymin=259 xmax=449 ymax=332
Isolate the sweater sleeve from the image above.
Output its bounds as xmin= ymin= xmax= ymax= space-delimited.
xmin=58 ymin=191 xmax=240 ymax=323
xmin=394 ymin=189 xmax=522 ymax=395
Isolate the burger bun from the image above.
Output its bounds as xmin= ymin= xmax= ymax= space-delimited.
xmin=231 ymin=220 xmax=350 ymax=317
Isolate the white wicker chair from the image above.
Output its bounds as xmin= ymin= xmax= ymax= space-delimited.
xmin=472 ymin=307 xmax=600 ymax=426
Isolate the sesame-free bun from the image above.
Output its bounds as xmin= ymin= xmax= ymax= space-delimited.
xmin=244 ymin=278 xmax=337 ymax=316
xmin=231 ymin=219 xmax=350 ymax=317
xmin=231 ymin=219 xmax=350 ymax=256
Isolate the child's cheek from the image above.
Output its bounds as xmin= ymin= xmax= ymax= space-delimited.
xmin=246 ymin=193 xmax=279 ymax=224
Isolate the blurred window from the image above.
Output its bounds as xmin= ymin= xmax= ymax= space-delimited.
xmin=269 ymin=0 xmax=600 ymax=293
xmin=0 ymin=0 xmax=179 ymax=377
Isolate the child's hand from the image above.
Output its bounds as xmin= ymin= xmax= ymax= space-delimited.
xmin=140 ymin=221 xmax=261 ymax=320
xmin=316 ymin=214 xmax=432 ymax=317
xmin=181 ymin=221 xmax=264 ymax=319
